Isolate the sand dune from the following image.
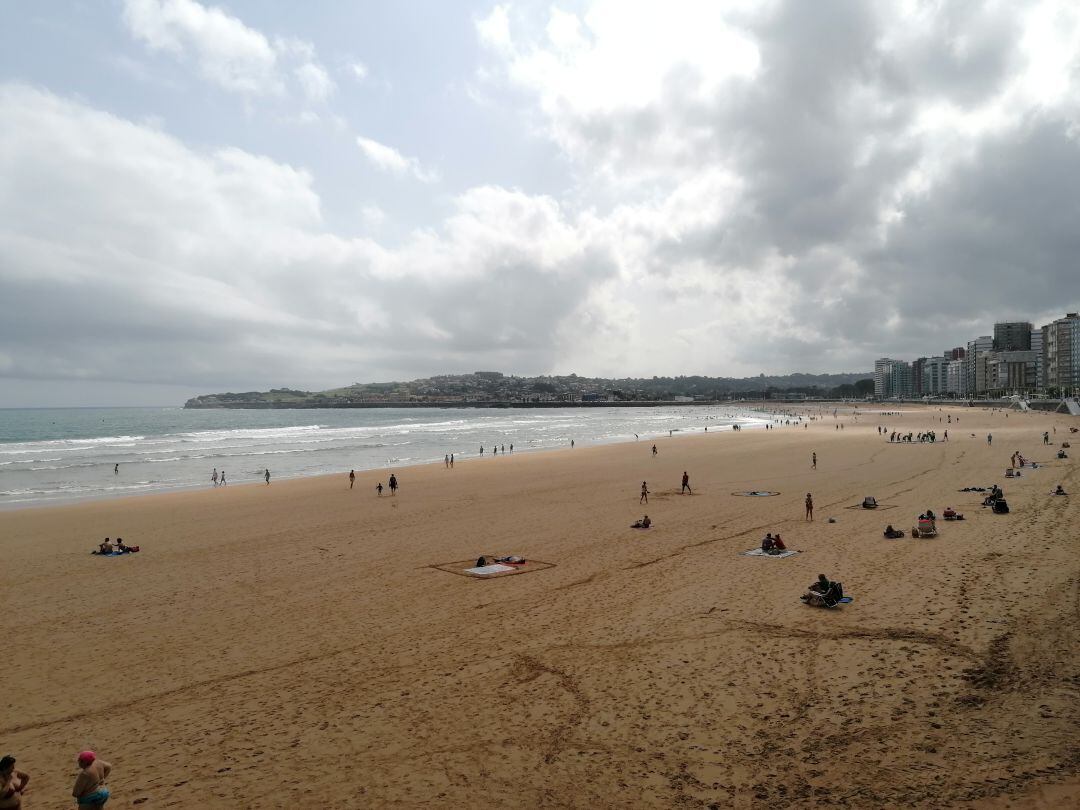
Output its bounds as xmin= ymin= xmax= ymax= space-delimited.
xmin=2 ymin=404 xmax=1077 ymax=808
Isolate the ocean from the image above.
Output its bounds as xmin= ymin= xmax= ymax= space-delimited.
xmin=0 ymin=405 xmax=768 ymax=508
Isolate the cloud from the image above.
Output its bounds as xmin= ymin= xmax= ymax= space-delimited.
xmin=471 ymin=0 xmax=1080 ymax=371
xmin=349 ymin=61 xmax=369 ymax=81
xmin=122 ymin=0 xmax=282 ymax=95
xmin=0 ymin=84 xmax=610 ymax=392
xmin=122 ymin=0 xmax=337 ymax=104
xmin=295 ymin=62 xmax=335 ymax=102
xmin=356 ymin=136 xmax=439 ymax=182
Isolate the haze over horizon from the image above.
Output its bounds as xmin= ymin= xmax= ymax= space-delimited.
xmin=3 ymin=1 xmax=1080 ymax=407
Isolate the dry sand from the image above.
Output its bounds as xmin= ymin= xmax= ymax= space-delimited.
xmin=2 ymin=404 xmax=1078 ymax=808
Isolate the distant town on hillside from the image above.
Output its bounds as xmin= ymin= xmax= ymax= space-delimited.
xmin=184 ymin=371 xmax=875 ymax=409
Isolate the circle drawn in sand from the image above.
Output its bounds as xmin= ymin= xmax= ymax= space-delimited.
xmin=731 ymin=490 xmax=780 ymax=497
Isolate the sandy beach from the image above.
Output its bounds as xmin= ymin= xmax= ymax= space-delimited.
xmin=2 ymin=404 xmax=1077 ymax=808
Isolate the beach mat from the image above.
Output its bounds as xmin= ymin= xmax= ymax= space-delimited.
xmin=431 ymin=559 xmax=557 ymax=578
xmin=741 ymin=548 xmax=799 ymax=558
xmin=731 ymin=491 xmax=780 ymax=497
xmin=93 ymin=551 xmax=134 ymax=557
xmin=464 ymin=563 xmax=515 ymax=576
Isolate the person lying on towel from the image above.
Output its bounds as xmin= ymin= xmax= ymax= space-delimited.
xmin=883 ymin=525 xmax=904 ymax=538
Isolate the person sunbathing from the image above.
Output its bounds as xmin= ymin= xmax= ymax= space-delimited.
xmin=801 ymin=574 xmax=841 ymax=606
xmin=630 ymin=515 xmax=652 ymax=528
xmin=495 ymin=555 xmax=526 ymax=564
xmin=95 ymin=539 xmax=113 ymax=555
xmin=883 ymin=525 xmax=904 ymax=538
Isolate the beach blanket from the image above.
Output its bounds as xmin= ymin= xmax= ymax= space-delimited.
xmin=732 ymin=491 xmax=780 ymax=497
xmin=94 ymin=551 xmax=132 ymax=557
xmin=741 ymin=548 xmax=799 ymax=558
xmin=464 ymin=563 xmax=516 ymax=576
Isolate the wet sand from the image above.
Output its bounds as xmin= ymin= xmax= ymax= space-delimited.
xmin=2 ymin=404 xmax=1077 ymax=808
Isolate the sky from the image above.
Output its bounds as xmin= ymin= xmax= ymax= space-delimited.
xmin=2 ymin=1 xmax=1080 ymax=407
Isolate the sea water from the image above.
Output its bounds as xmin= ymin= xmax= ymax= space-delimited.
xmin=0 ymin=405 xmax=766 ymax=508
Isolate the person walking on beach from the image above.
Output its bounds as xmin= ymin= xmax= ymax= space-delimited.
xmin=1 ymin=754 xmax=30 ymax=808
xmin=501 ymin=444 xmax=505 ymax=454
xmin=450 ymin=453 xmax=454 ymax=468
xmin=480 ymin=445 xmax=484 ymax=457
xmin=445 ymin=454 xmax=450 ymax=468
xmin=652 ymin=444 xmax=658 ymax=457
xmin=220 ymin=470 xmax=226 ymax=486
xmin=805 ymin=492 xmax=814 ymax=521
xmin=389 ymin=474 xmax=398 ymax=495
xmin=509 ymin=444 xmax=513 ymax=454
xmin=812 ymin=452 xmax=817 ymax=470
xmin=349 ymin=469 xmax=355 ymax=489
xmin=571 ymin=439 xmax=575 ymax=448
xmin=681 ymin=471 xmax=692 ymax=494
xmin=265 ymin=469 xmax=271 ymax=485
xmin=114 ymin=463 xmax=118 ymax=475
xmin=987 ymin=433 xmax=993 ymax=446
xmin=376 ymin=482 xmax=383 ymax=496
xmin=640 ymin=481 xmax=649 ymax=504
xmin=72 ymin=751 xmax=111 ymax=808
xmin=211 ymin=468 xmax=218 ymax=487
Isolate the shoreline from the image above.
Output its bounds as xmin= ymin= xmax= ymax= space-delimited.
xmin=0 ymin=409 xmax=774 ymax=512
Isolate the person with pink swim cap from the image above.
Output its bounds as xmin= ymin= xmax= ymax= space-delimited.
xmin=72 ymin=751 xmax=111 ymax=807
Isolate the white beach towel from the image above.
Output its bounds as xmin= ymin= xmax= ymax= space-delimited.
xmin=740 ymin=548 xmax=799 ymax=558
xmin=464 ymin=563 xmax=516 ymax=576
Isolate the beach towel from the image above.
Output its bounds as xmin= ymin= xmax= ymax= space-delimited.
xmin=731 ymin=491 xmax=781 ymax=497
xmin=464 ymin=563 xmax=516 ymax=576
xmin=94 ymin=551 xmax=131 ymax=557
xmin=741 ymin=548 xmax=799 ymax=558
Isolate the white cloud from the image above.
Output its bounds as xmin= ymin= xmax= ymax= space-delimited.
xmin=295 ymin=62 xmax=335 ymax=102
xmin=122 ymin=0 xmax=339 ymax=105
xmin=349 ymin=61 xmax=369 ymax=81
xmin=122 ymin=0 xmax=282 ymax=95
xmin=356 ymin=135 xmax=439 ymax=182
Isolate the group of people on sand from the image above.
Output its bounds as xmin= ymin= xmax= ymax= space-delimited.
xmin=1 ymin=750 xmax=111 ymax=808
xmin=889 ymin=431 xmax=942 ymax=443
xmin=761 ymin=533 xmax=787 ymax=553
xmin=92 ymin=537 xmax=139 ymax=555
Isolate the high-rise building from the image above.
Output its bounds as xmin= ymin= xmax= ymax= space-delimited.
xmin=923 ymin=356 xmax=951 ymax=396
xmin=1030 ymin=328 xmax=1044 ymax=391
xmin=1041 ymin=313 xmax=1080 ymax=395
xmin=911 ymin=357 xmax=927 ymax=396
xmin=947 ymin=358 xmax=966 ymax=395
xmin=994 ymin=321 xmax=1033 ymax=352
xmin=875 ymin=358 xmax=913 ymax=399
xmin=945 ymin=347 xmax=966 ymax=360
xmin=966 ymin=336 xmax=993 ymax=395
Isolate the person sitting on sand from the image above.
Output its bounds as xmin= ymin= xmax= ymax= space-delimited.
xmin=761 ymin=533 xmax=776 ymax=552
xmin=1 ymin=754 xmax=30 ymax=810
xmin=72 ymin=751 xmax=111 ymax=808
xmin=1058 ymin=450 xmax=1068 ymax=459
xmin=924 ymin=508 xmax=936 ymax=521
xmin=630 ymin=515 xmax=652 ymax=529
xmin=801 ymin=574 xmax=841 ymax=607
xmin=772 ymin=534 xmax=786 ymax=551
xmin=884 ymin=525 xmax=904 ymax=539
xmin=115 ymin=538 xmax=129 ymax=553
xmin=96 ymin=539 xmax=113 ymax=555
xmin=1053 ymin=484 xmax=1067 ymax=496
